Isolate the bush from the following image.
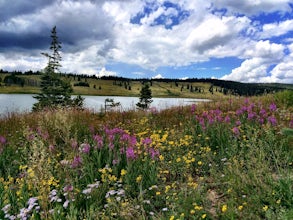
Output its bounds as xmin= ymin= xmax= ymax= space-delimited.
xmin=74 ymin=82 xmax=90 ymax=87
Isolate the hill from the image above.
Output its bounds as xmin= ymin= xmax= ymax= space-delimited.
xmin=0 ymin=71 xmax=292 ymax=99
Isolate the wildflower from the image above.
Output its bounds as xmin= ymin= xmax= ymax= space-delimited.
xmin=198 ymin=161 xmax=203 ymax=166
xmin=235 ymin=120 xmax=241 ymax=126
xmin=136 ymin=175 xmax=142 ymax=183
xmin=162 ymin=207 xmax=168 ymax=211
xmin=269 ymin=103 xmax=277 ymax=112
xmin=120 ymin=169 xmax=127 ymax=176
xmin=80 ymin=143 xmax=90 ymax=154
xmin=224 ymin=115 xmax=230 ymax=123
xmin=221 ymin=204 xmax=227 ymax=213
xmin=2 ymin=204 xmax=11 ymax=213
xmin=190 ymin=209 xmax=195 ymax=214
xmin=268 ymin=116 xmax=277 ymax=126
xmin=232 ymin=127 xmax=240 ymax=136
xmin=63 ymin=200 xmax=70 ymax=209
xmin=149 ymin=148 xmax=160 ymax=159
xmin=93 ymin=135 xmax=103 ymax=149
xmin=262 ymin=205 xmax=268 ymax=211
xmin=71 ymin=155 xmax=82 ymax=168
xmin=159 ymin=155 xmax=164 ymax=161
xmin=276 ymin=199 xmax=281 ymax=204
xmin=248 ymin=112 xmax=256 ymax=120
xmin=126 ymin=147 xmax=136 ymax=160
xmin=0 ymin=135 xmax=6 ymax=145
xmin=142 ymin=137 xmax=152 ymax=145
xmin=170 ymin=215 xmax=175 ymax=220
xmin=202 ymin=213 xmax=207 ymax=219
xmin=238 ymin=205 xmax=243 ymax=211
xmin=63 ymin=185 xmax=74 ymax=195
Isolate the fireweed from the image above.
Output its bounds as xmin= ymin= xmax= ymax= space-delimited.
xmin=0 ymin=95 xmax=292 ymax=219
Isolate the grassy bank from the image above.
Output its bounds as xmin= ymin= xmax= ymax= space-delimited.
xmin=0 ymin=92 xmax=292 ymax=219
xmin=0 ymin=73 xmax=223 ymax=99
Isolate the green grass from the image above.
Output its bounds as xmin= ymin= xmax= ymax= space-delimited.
xmin=0 ymin=73 xmax=226 ymax=99
xmin=0 ymin=92 xmax=292 ymax=219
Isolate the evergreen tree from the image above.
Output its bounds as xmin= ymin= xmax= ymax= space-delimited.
xmin=33 ymin=26 xmax=83 ymax=111
xmin=136 ymin=83 xmax=153 ymax=110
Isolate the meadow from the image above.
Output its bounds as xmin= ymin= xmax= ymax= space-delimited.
xmin=0 ymin=91 xmax=292 ymax=219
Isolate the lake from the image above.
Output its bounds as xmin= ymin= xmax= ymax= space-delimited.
xmin=0 ymin=94 xmax=209 ymax=116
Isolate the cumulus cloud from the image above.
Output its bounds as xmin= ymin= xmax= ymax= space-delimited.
xmin=96 ymin=67 xmax=117 ymax=78
xmin=259 ymin=19 xmax=293 ymax=39
xmin=152 ymin=74 xmax=164 ymax=79
xmin=0 ymin=0 xmax=293 ymax=83
xmin=212 ymin=0 xmax=292 ymax=15
xmin=221 ymin=41 xmax=287 ymax=82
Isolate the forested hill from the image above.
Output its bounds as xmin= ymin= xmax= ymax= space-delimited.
xmin=0 ymin=70 xmax=292 ymax=97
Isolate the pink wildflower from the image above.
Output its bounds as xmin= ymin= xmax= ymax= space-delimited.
xmin=232 ymin=127 xmax=240 ymax=136
xmin=126 ymin=147 xmax=136 ymax=160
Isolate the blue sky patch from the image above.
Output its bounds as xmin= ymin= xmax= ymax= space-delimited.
xmin=130 ymin=1 xmax=190 ymax=29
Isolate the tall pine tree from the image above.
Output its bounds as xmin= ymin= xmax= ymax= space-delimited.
xmin=33 ymin=26 xmax=83 ymax=111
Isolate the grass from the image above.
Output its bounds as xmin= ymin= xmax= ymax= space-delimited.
xmin=0 ymin=91 xmax=292 ymax=219
xmin=0 ymin=73 xmax=224 ymax=99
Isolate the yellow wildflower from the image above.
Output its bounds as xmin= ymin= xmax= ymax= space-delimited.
xmin=238 ymin=205 xmax=243 ymax=211
xmin=120 ymin=169 xmax=127 ymax=176
xmin=136 ymin=175 xmax=142 ymax=183
xmin=262 ymin=205 xmax=268 ymax=211
xmin=221 ymin=204 xmax=227 ymax=213
xmin=202 ymin=213 xmax=207 ymax=219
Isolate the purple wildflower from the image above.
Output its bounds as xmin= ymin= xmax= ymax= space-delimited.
xmin=259 ymin=118 xmax=264 ymax=125
xmin=232 ymin=127 xmax=240 ymax=136
xmin=149 ymin=148 xmax=160 ymax=159
xmin=71 ymin=155 xmax=82 ymax=168
xmin=108 ymin=142 xmax=114 ymax=150
xmin=0 ymin=135 xmax=6 ymax=145
xmin=236 ymin=120 xmax=241 ymax=126
xmin=268 ymin=116 xmax=277 ymax=126
xmin=112 ymin=159 xmax=119 ymax=165
xmin=93 ymin=135 xmax=103 ymax=149
xmin=142 ymin=137 xmax=152 ymax=146
xmin=81 ymin=143 xmax=90 ymax=154
xmin=248 ymin=112 xmax=256 ymax=120
xmin=269 ymin=103 xmax=277 ymax=112
xmin=224 ymin=115 xmax=231 ymax=123
xmin=191 ymin=104 xmax=197 ymax=114
xmin=259 ymin=108 xmax=267 ymax=116
xmin=63 ymin=185 xmax=74 ymax=192
xmin=126 ymin=147 xmax=136 ymax=160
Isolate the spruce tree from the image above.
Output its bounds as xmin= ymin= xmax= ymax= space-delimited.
xmin=136 ymin=83 xmax=153 ymax=110
xmin=33 ymin=26 xmax=83 ymax=111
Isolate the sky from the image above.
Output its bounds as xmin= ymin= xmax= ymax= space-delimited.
xmin=0 ymin=0 xmax=293 ymax=83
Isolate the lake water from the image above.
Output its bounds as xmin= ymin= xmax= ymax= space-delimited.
xmin=0 ymin=94 xmax=209 ymax=116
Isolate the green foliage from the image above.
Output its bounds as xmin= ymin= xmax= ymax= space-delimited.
xmin=274 ymin=90 xmax=293 ymax=107
xmin=136 ymin=83 xmax=153 ymax=109
xmin=0 ymin=95 xmax=292 ymax=219
xmin=33 ymin=26 xmax=83 ymax=111
xmin=73 ymin=82 xmax=90 ymax=87
xmin=3 ymin=74 xmax=24 ymax=86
